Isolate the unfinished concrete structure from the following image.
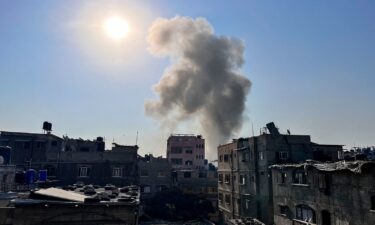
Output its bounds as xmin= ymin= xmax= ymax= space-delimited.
xmin=138 ymin=154 xmax=172 ymax=198
xmin=270 ymin=161 xmax=375 ymax=225
xmin=217 ymin=122 xmax=343 ymax=225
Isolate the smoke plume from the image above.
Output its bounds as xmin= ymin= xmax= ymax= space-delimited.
xmin=145 ymin=16 xmax=251 ymax=157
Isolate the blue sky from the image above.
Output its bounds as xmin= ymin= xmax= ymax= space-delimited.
xmin=0 ymin=1 xmax=374 ymax=157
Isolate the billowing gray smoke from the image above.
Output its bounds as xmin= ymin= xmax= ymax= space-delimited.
xmin=145 ymin=16 xmax=251 ymax=157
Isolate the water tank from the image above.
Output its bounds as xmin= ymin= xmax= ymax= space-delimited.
xmin=26 ymin=169 xmax=36 ymax=184
xmin=42 ymin=121 xmax=52 ymax=132
xmin=39 ymin=170 xmax=47 ymax=182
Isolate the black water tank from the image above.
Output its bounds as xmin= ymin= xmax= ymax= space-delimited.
xmin=43 ymin=122 xmax=52 ymax=132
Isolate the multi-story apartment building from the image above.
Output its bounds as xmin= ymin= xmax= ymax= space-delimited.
xmin=167 ymin=134 xmax=205 ymax=170
xmin=270 ymin=161 xmax=375 ymax=225
xmin=217 ymin=122 xmax=343 ymax=225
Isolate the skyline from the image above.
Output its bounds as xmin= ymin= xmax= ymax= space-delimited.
xmin=1 ymin=0 xmax=374 ymax=159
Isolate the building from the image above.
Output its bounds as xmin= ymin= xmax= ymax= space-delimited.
xmin=172 ymin=166 xmax=218 ymax=205
xmin=0 ymin=124 xmax=139 ymax=187
xmin=0 ymin=131 xmax=64 ymax=167
xmin=138 ymin=154 xmax=172 ymax=198
xmin=56 ymin=142 xmax=139 ymax=186
xmin=270 ymin=161 xmax=375 ymax=225
xmin=227 ymin=218 xmax=265 ymax=225
xmin=217 ymin=122 xmax=343 ymax=225
xmin=167 ymin=134 xmax=205 ymax=170
xmin=0 ymin=186 xmax=140 ymax=225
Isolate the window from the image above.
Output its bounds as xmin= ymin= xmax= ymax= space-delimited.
xmin=259 ymin=152 xmax=264 ymax=160
xmin=279 ymin=205 xmax=288 ymax=215
xmin=371 ymin=196 xmax=375 ymax=210
xmin=78 ymin=167 xmax=90 ymax=177
xmin=240 ymin=175 xmax=246 ymax=185
xmin=171 ymin=147 xmax=182 ymax=154
xmin=218 ymin=173 xmax=223 ymax=183
xmin=184 ymin=171 xmax=191 ymax=178
xmin=224 ymin=154 xmax=229 ymax=162
xmin=246 ymin=200 xmax=250 ymax=209
xmin=318 ymin=173 xmax=327 ymax=189
xmin=185 ymin=160 xmax=193 ymax=166
xmin=112 ymin=167 xmax=122 ymax=177
xmin=225 ymin=194 xmax=231 ymax=205
xmin=157 ymin=185 xmax=166 ymax=192
xmin=185 ymin=149 xmax=193 ymax=154
xmin=219 ymin=155 xmax=223 ymax=162
xmin=224 ymin=174 xmax=230 ymax=184
xmin=278 ymin=172 xmax=286 ymax=184
xmin=157 ymin=171 xmax=165 ymax=177
xmin=141 ymin=186 xmax=151 ymax=193
xmin=218 ymin=193 xmax=223 ymax=202
xmin=279 ymin=152 xmax=289 ymax=160
xmin=51 ymin=141 xmax=57 ymax=146
xmin=293 ymin=171 xmax=307 ymax=184
xmin=140 ymin=170 xmax=149 ymax=177
xmin=295 ymin=205 xmax=316 ymax=223
xmin=242 ymin=152 xmax=248 ymax=162
xmin=171 ymin=158 xmax=183 ymax=165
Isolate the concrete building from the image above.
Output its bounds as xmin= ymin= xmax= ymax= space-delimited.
xmin=0 ymin=125 xmax=139 ymax=187
xmin=55 ymin=142 xmax=139 ymax=186
xmin=138 ymin=154 xmax=172 ymax=198
xmin=270 ymin=161 xmax=375 ymax=225
xmin=217 ymin=122 xmax=343 ymax=225
xmin=172 ymin=167 xmax=218 ymax=206
xmin=167 ymin=134 xmax=205 ymax=170
xmin=0 ymin=131 xmax=63 ymax=167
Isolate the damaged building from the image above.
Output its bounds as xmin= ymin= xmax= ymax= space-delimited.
xmin=217 ymin=122 xmax=343 ymax=225
xmin=270 ymin=160 xmax=375 ymax=225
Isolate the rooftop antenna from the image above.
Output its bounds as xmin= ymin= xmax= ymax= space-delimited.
xmin=135 ymin=131 xmax=139 ymax=145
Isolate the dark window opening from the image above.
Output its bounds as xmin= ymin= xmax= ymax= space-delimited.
xmin=184 ymin=172 xmax=191 ymax=178
xmin=321 ymin=210 xmax=331 ymax=225
xmin=279 ymin=205 xmax=288 ymax=215
xmin=371 ymin=196 xmax=375 ymax=210
xmin=295 ymin=205 xmax=315 ymax=223
xmin=293 ymin=171 xmax=307 ymax=184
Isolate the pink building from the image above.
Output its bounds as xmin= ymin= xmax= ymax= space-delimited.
xmin=166 ymin=134 xmax=206 ymax=170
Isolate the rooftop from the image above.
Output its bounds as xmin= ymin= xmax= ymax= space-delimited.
xmin=11 ymin=184 xmax=140 ymax=206
xmin=270 ymin=160 xmax=375 ymax=174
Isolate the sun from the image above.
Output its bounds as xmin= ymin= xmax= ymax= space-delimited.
xmin=103 ymin=16 xmax=129 ymax=40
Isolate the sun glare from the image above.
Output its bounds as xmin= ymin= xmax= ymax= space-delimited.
xmin=103 ymin=16 xmax=129 ymax=40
